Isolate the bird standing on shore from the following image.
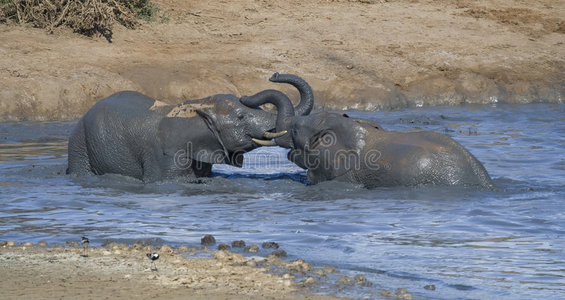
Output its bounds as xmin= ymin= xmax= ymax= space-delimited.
xmin=147 ymin=252 xmax=159 ymax=271
xmin=81 ymin=236 xmax=90 ymax=257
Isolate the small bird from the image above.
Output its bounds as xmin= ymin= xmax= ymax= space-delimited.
xmin=146 ymin=253 xmax=159 ymax=271
xmin=81 ymin=236 xmax=90 ymax=257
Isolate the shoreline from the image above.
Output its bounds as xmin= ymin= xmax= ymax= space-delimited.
xmin=1 ymin=0 xmax=563 ymax=121
xmin=1 ymin=240 xmax=355 ymax=299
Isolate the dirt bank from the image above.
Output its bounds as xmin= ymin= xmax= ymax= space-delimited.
xmin=1 ymin=0 xmax=563 ymax=120
xmin=0 ymin=241 xmax=344 ymax=299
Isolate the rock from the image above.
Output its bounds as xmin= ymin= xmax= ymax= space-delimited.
xmin=66 ymin=241 xmax=79 ymax=248
xmin=381 ymin=288 xmax=414 ymax=300
xmin=271 ymin=249 xmax=287 ymax=257
xmin=159 ymin=245 xmax=174 ymax=254
xmin=22 ymin=242 xmax=34 ymax=248
xmin=218 ymin=243 xmax=231 ymax=251
xmin=231 ymin=240 xmax=246 ymax=248
xmin=337 ymin=275 xmax=351 ymax=284
xmin=37 ymin=241 xmax=48 ymax=247
xmin=354 ymin=274 xmax=367 ymax=286
xmin=302 ymin=277 xmax=316 ymax=285
xmin=177 ymin=246 xmax=194 ymax=252
xmin=286 ymin=259 xmax=311 ymax=272
xmin=261 ymin=242 xmax=279 ymax=249
xmin=213 ymin=250 xmax=247 ymax=265
xmin=243 ymin=245 xmax=259 ymax=253
xmin=314 ymin=265 xmax=339 ymax=275
xmin=201 ymin=235 xmax=216 ymax=245
xmin=424 ymin=284 xmax=436 ymax=291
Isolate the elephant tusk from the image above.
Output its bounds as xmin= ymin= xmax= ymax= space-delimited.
xmin=252 ymin=138 xmax=277 ymax=146
xmin=263 ymin=130 xmax=288 ymax=139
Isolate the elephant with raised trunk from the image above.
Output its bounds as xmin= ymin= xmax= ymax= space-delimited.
xmin=67 ymin=73 xmax=313 ymax=182
xmin=242 ymin=94 xmax=493 ymax=188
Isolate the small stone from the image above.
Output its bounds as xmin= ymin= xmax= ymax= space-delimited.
xmin=271 ymin=249 xmax=287 ymax=257
xmin=213 ymin=250 xmax=247 ymax=265
xmin=218 ymin=243 xmax=231 ymax=251
xmin=261 ymin=241 xmax=279 ymax=249
xmin=323 ymin=266 xmax=338 ymax=274
xmin=37 ymin=241 xmax=48 ymax=247
xmin=354 ymin=274 xmax=367 ymax=286
xmin=66 ymin=241 xmax=79 ymax=248
xmin=424 ymin=284 xmax=436 ymax=291
xmin=177 ymin=246 xmax=192 ymax=252
xmin=395 ymin=288 xmax=414 ymax=300
xmin=22 ymin=242 xmax=34 ymax=248
xmin=287 ymin=259 xmax=312 ymax=272
xmin=303 ymin=277 xmax=316 ymax=285
xmin=159 ymin=245 xmax=174 ymax=254
xmin=231 ymin=240 xmax=246 ymax=248
xmin=337 ymin=275 xmax=352 ymax=284
xmin=201 ymin=235 xmax=216 ymax=245
xmin=346 ymin=64 xmax=354 ymax=70
xmin=244 ymin=245 xmax=259 ymax=253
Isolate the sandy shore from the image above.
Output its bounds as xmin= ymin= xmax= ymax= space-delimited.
xmin=0 ymin=240 xmax=359 ymax=299
xmin=1 ymin=0 xmax=563 ymax=120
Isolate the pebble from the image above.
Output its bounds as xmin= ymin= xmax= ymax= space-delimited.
xmin=218 ymin=243 xmax=231 ymax=251
xmin=271 ymin=249 xmax=287 ymax=257
xmin=22 ymin=242 xmax=34 ymax=248
xmin=243 ymin=245 xmax=259 ymax=253
xmin=37 ymin=241 xmax=48 ymax=247
xmin=303 ymin=277 xmax=316 ymax=285
xmin=6 ymin=241 xmax=17 ymax=247
xmin=354 ymin=274 xmax=367 ymax=286
xmin=177 ymin=246 xmax=194 ymax=252
xmin=424 ymin=284 xmax=436 ymax=291
xmin=213 ymin=250 xmax=247 ymax=265
xmin=66 ymin=241 xmax=79 ymax=248
xmin=231 ymin=240 xmax=246 ymax=248
xmin=314 ymin=265 xmax=339 ymax=276
xmin=201 ymin=235 xmax=216 ymax=245
xmin=261 ymin=242 xmax=279 ymax=249
xmin=286 ymin=259 xmax=312 ymax=272
xmin=337 ymin=275 xmax=351 ymax=284
xmin=380 ymin=288 xmax=414 ymax=300
xmin=159 ymin=245 xmax=174 ymax=254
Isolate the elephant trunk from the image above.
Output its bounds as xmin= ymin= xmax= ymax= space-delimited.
xmin=240 ymin=89 xmax=295 ymax=148
xmin=269 ymin=73 xmax=314 ymax=116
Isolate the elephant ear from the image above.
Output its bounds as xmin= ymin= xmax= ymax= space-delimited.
xmin=195 ymin=109 xmax=243 ymax=167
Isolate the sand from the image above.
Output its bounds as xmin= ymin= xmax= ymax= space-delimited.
xmin=1 ymin=0 xmax=563 ymax=120
xmin=0 ymin=241 xmax=349 ymax=299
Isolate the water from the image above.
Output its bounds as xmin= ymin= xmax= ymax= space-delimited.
xmin=1 ymin=103 xmax=564 ymax=299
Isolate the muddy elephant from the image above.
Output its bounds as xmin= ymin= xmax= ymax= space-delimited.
xmin=241 ymin=95 xmax=493 ymax=188
xmin=67 ymin=73 xmax=312 ymax=182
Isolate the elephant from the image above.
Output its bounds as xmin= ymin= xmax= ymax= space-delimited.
xmin=67 ymin=73 xmax=313 ymax=182
xmin=241 ymin=95 xmax=493 ymax=188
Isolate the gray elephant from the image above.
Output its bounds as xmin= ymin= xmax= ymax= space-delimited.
xmin=241 ymin=95 xmax=493 ymax=188
xmin=67 ymin=73 xmax=313 ymax=182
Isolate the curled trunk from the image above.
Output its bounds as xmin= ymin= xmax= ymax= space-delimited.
xmin=240 ymin=89 xmax=295 ymax=148
xmin=269 ymin=73 xmax=314 ymax=116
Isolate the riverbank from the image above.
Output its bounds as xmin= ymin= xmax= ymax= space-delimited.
xmin=0 ymin=241 xmax=350 ymax=299
xmin=1 ymin=0 xmax=564 ymax=120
